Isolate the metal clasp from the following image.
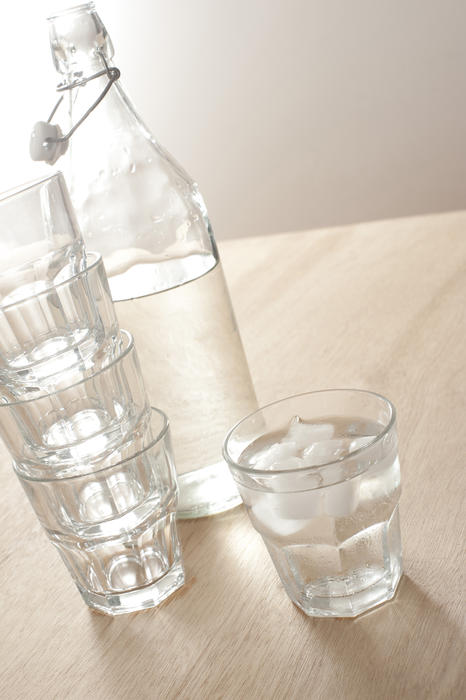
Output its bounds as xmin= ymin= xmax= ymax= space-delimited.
xmin=30 ymin=51 xmax=120 ymax=164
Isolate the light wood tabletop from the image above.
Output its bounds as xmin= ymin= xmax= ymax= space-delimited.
xmin=1 ymin=212 xmax=465 ymax=699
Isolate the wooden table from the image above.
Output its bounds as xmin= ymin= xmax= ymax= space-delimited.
xmin=1 ymin=212 xmax=465 ymax=699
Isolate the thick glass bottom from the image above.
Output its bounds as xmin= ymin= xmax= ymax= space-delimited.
xmin=295 ymin=563 xmax=402 ymax=617
xmin=177 ymin=461 xmax=242 ymax=519
xmin=266 ymin=506 xmax=403 ymax=617
xmin=48 ymin=506 xmax=183 ymax=615
xmin=78 ymin=559 xmax=185 ymax=615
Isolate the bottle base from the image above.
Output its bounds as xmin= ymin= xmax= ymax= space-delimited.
xmin=176 ymin=461 xmax=242 ymax=519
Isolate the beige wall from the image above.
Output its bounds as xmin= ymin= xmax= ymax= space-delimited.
xmin=2 ymin=0 xmax=466 ymax=239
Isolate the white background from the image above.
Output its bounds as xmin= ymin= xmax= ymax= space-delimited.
xmin=1 ymin=0 xmax=466 ymax=239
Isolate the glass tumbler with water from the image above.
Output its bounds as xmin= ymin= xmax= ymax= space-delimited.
xmin=223 ymin=389 xmax=403 ymax=617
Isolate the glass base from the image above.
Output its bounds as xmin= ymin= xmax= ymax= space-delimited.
xmin=295 ymin=564 xmax=402 ymax=617
xmin=266 ymin=506 xmax=403 ymax=618
xmin=177 ymin=461 xmax=242 ymax=519
xmin=77 ymin=559 xmax=185 ymax=615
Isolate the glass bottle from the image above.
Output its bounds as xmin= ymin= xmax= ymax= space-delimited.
xmin=45 ymin=2 xmax=257 ymax=518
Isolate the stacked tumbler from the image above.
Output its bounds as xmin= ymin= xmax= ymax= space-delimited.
xmin=0 ymin=173 xmax=185 ymax=615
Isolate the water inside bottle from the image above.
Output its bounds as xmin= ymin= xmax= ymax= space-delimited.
xmin=111 ymin=253 xmax=257 ymax=518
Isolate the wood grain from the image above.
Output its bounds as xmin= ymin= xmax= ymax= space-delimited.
xmin=1 ymin=212 xmax=465 ymax=699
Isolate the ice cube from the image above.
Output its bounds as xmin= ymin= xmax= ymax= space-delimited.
xmin=250 ymin=494 xmax=305 ymax=537
xmin=275 ymin=456 xmax=306 ymax=469
xmin=324 ymin=476 xmax=360 ymax=517
xmin=301 ymin=434 xmax=378 ymax=468
xmin=253 ymin=442 xmax=299 ymax=469
xmin=237 ymin=484 xmax=261 ymax=509
xmin=321 ymin=463 xmax=345 ymax=487
xmin=303 ymin=438 xmax=348 ymax=465
xmin=360 ymin=455 xmax=401 ymax=501
xmin=266 ymin=468 xmax=323 ymax=509
xmin=275 ymin=490 xmax=323 ymax=520
xmin=282 ymin=416 xmax=334 ymax=451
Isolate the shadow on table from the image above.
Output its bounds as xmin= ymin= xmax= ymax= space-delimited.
xmin=306 ymin=575 xmax=465 ymax=698
xmin=82 ymin=514 xmax=466 ymax=699
xmin=78 ymin=508 xmax=260 ymax=697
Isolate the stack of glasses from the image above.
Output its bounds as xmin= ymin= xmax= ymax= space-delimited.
xmin=0 ymin=173 xmax=185 ymax=615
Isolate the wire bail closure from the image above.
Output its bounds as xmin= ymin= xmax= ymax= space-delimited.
xmin=30 ymin=52 xmax=120 ymax=165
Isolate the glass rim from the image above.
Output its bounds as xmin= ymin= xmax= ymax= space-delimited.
xmin=0 ymin=328 xmax=134 ymax=408
xmin=15 ymin=406 xmax=169 ymax=483
xmin=0 ymin=251 xmax=101 ymax=312
xmin=0 ymin=171 xmax=64 ymax=204
xmin=223 ymin=388 xmax=396 ymax=476
xmin=47 ymin=2 xmax=95 ymax=21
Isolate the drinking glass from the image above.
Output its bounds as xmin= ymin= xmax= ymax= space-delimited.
xmin=223 ymin=389 xmax=403 ymax=617
xmin=0 ymin=329 xmax=149 ymax=469
xmin=0 ymin=172 xmax=84 ymax=306
xmin=14 ymin=407 xmax=184 ymax=615
xmin=0 ymin=252 xmax=118 ymax=390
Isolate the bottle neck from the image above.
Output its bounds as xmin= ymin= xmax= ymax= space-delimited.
xmin=48 ymin=2 xmax=114 ymax=84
